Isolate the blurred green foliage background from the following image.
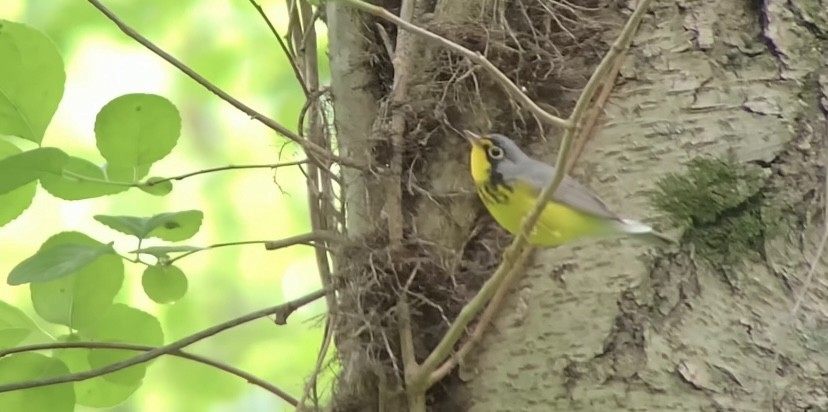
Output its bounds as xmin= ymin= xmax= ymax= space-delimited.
xmin=0 ymin=0 xmax=330 ymax=410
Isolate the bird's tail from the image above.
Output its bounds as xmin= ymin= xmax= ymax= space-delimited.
xmin=615 ymin=219 xmax=676 ymax=246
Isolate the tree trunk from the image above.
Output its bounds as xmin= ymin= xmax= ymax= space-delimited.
xmin=328 ymin=0 xmax=828 ymax=411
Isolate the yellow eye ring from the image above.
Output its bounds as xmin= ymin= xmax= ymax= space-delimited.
xmin=488 ymin=146 xmax=504 ymax=159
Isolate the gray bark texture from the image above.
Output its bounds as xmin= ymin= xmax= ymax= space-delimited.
xmin=327 ymin=0 xmax=828 ymax=411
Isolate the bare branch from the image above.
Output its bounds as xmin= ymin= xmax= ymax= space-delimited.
xmin=144 ymin=160 xmax=308 ymax=186
xmin=384 ymin=0 xmax=419 ymax=248
xmin=295 ymin=316 xmax=336 ymax=410
xmin=0 ymin=288 xmax=327 ymax=393
xmin=398 ymin=299 xmax=426 ymax=412
xmin=290 ymin=3 xmax=341 ymax=409
xmin=566 ymin=55 xmax=627 ymax=173
xmin=0 ymin=341 xmax=298 ymax=406
xmin=263 ymin=231 xmax=344 ymax=251
xmin=414 ymin=247 xmax=533 ymax=390
xmin=427 ymin=248 xmax=533 ymax=385
xmin=247 ymin=0 xmax=309 ymax=96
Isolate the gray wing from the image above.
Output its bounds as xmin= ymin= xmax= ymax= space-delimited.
xmin=507 ymin=159 xmax=620 ymax=220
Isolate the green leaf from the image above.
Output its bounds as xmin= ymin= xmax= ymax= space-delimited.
xmin=131 ymin=245 xmax=202 ymax=257
xmin=147 ymin=210 xmax=203 ymax=241
xmin=8 ymin=241 xmax=116 ymax=285
xmin=94 ymin=210 xmax=204 ymax=241
xmin=0 ymin=353 xmax=74 ymax=412
xmin=93 ymin=214 xmax=149 ymax=238
xmin=0 ymin=147 xmax=67 ymax=194
xmin=0 ymin=139 xmax=35 ymax=226
xmin=142 ymin=265 xmax=188 ymax=304
xmin=95 ymin=93 xmax=181 ymax=167
xmin=0 ymin=20 xmax=65 ymax=144
xmin=106 ymin=162 xmax=151 ymax=182
xmin=53 ymin=335 xmax=141 ymax=408
xmin=41 ymin=156 xmax=126 ymax=200
xmin=29 ymin=232 xmax=124 ymax=330
xmin=0 ymin=181 xmax=35 ymax=226
xmin=138 ymin=177 xmax=172 ymax=196
xmin=0 ymin=301 xmax=36 ymax=349
xmin=84 ymin=304 xmax=163 ymax=385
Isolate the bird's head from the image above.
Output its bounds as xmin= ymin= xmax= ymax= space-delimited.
xmin=462 ymin=130 xmax=529 ymax=185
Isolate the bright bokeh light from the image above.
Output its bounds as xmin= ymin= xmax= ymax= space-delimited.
xmin=0 ymin=1 xmax=329 ymax=410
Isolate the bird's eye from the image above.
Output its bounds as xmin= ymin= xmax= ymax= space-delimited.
xmin=488 ymin=146 xmax=504 ymax=159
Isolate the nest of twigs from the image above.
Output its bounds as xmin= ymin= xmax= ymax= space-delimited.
xmin=331 ymin=219 xmax=509 ymax=410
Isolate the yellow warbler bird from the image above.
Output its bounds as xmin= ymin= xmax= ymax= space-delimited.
xmin=463 ymin=130 xmax=673 ymax=247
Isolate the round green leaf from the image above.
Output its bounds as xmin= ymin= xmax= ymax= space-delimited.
xmin=84 ymin=304 xmax=163 ymax=385
xmin=0 ymin=147 xmax=67 ymax=194
xmin=0 ymin=140 xmax=35 ymax=226
xmin=0 ymin=300 xmax=36 ymax=349
xmin=94 ymin=93 xmax=181 ymax=167
xmin=0 ymin=20 xmax=65 ymax=144
xmin=29 ymin=232 xmax=124 ymax=330
xmin=138 ymin=177 xmax=173 ymax=196
xmin=53 ymin=335 xmax=141 ymax=408
xmin=142 ymin=265 xmax=188 ymax=304
xmin=0 ymin=353 xmax=74 ymax=412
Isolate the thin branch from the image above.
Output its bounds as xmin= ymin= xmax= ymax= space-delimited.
xmin=0 ymin=288 xmax=327 ymax=393
xmin=337 ymin=0 xmax=570 ymax=130
xmin=144 ymin=160 xmax=309 ymax=186
xmin=385 ymin=0 xmax=418 ymax=249
xmin=292 ymin=3 xmax=340 ymax=410
xmin=411 ymin=245 xmax=531 ymax=390
xmin=263 ymin=231 xmax=344 ymax=251
xmin=566 ymin=54 xmax=627 ymax=173
xmin=247 ymin=0 xmax=309 ymax=96
xmin=295 ymin=315 xmax=335 ymax=410
xmin=297 ymin=89 xmax=328 ymax=139
xmin=127 ymin=232 xmax=342 ymax=265
xmin=62 ymin=161 xmax=310 ymax=189
xmin=86 ymin=0 xmax=366 ymax=171
xmin=427 ymin=247 xmax=533 ymax=385
xmin=164 ymin=240 xmax=277 ymax=264
xmin=285 ymin=0 xmax=302 ymax=57
xmin=398 ymin=299 xmax=425 ymax=412
xmin=0 ymin=341 xmax=298 ymax=406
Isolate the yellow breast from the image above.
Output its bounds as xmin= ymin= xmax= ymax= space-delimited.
xmin=473 ymin=166 xmax=608 ymax=248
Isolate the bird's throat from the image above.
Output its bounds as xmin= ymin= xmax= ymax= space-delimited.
xmin=470 ymin=145 xmax=491 ymax=185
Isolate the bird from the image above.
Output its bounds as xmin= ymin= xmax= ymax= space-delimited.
xmin=463 ymin=130 xmax=674 ymax=247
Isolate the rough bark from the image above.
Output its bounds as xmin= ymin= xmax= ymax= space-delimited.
xmin=465 ymin=0 xmax=828 ymax=411
xmin=327 ymin=0 xmax=828 ymax=411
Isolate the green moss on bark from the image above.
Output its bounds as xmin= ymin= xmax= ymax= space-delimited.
xmin=650 ymin=155 xmax=778 ymax=267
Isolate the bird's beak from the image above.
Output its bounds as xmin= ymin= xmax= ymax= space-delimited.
xmin=462 ymin=130 xmax=483 ymax=146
